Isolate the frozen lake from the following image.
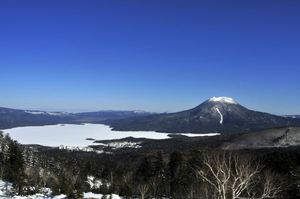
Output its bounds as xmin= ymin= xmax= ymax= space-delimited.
xmin=2 ymin=123 xmax=219 ymax=147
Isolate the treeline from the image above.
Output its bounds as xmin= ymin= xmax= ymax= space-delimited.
xmin=1 ymin=132 xmax=300 ymax=198
xmin=28 ymin=148 xmax=300 ymax=198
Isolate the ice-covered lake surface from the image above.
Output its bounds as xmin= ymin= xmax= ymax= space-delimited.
xmin=2 ymin=123 xmax=219 ymax=147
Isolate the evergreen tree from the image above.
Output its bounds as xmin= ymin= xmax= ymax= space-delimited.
xmin=168 ymin=151 xmax=189 ymax=199
xmin=5 ymin=140 xmax=25 ymax=195
xmin=152 ymin=152 xmax=166 ymax=198
xmin=136 ymin=156 xmax=154 ymax=183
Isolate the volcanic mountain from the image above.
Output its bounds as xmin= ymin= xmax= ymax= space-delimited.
xmin=108 ymin=97 xmax=300 ymax=134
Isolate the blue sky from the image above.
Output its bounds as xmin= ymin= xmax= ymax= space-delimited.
xmin=0 ymin=0 xmax=299 ymax=114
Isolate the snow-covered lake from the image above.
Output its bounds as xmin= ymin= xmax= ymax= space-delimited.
xmin=2 ymin=123 xmax=219 ymax=147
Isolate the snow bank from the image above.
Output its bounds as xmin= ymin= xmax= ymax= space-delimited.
xmin=83 ymin=192 xmax=103 ymax=199
xmin=53 ymin=195 xmax=67 ymax=199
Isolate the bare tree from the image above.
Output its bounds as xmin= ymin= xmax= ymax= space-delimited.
xmin=290 ymin=166 xmax=300 ymax=191
xmin=259 ymin=171 xmax=283 ymax=199
xmin=196 ymin=152 xmax=232 ymax=199
xmin=196 ymin=151 xmax=283 ymax=199
xmin=137 ymin=183 xmax=150 ymax=199
xmin=231 ymin=155 xmax=260 ymax=199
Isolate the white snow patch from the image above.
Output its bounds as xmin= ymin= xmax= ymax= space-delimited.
xmin=215 ymin=107 xmax=223 ymax=124
xmin=58 ymin=146 xmax=106 ymax=153
xmin=83 ymin=193 xmax=122 ymax=199
xmin=83 ymin=192 xmax=103 ymax=199
xmin=209 ymin=97 xmax=237 ymax=104
xmin=180 ymin=133 xmax=220 ymax=137
xmin=86 ymin=176 xmax=103 ymax=189
xmin=24 ymin=111 xmax=69 ymax=116
xmin=0 ymin=180 xmax=13 ymax=197
xmin=24 ymin=111 xmax=46 ymax=115
xmin=47 ymin=112 xmax=69 ymax=116
xmin=109 ymin=194 xmax=122 ymax=199
xmin=104 ymin=141 xmax=141 ymax=149
xmin=52 ymin=194 xmax=67 ymax=199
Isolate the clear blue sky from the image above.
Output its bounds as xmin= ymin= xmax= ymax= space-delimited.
xmin=0 ymin=0 xmax=299 ymax=114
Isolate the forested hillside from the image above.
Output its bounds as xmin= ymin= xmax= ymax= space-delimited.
xmin=1 ymin=131 xmax=300 ymax=198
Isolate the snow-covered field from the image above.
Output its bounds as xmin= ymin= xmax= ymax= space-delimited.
xmin=2 ymin=124 xmax=219 ymax=147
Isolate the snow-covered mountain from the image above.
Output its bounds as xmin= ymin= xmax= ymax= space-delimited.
xmin=109 ymin=97 xmax=300 ymax=134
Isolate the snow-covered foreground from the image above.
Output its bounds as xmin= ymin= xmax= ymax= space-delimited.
xmin=0 ymin=194 xmax=121 ymax=199
xmin=0 ymin=180 xmax=122 ymax=199
xmin=3 ymin=123 xmax=219 ymax=147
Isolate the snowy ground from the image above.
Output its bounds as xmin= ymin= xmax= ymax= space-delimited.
xmin=0 ymin=179 xmax=121 ymax=199
xmin=3 ymin=124 xmax=219 ymax=147
xmin=0 ymin=194 xmax=121 ymax=199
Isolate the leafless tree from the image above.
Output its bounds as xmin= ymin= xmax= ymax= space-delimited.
xmin=196 ymin=152 xmax=232 ymax=199
xmin=259 ymin=171 xmax=283 ymax=199
xmin=196 ymin=151 xmax=283 ymax=199
xmin=137 ymin=183 xmax=150 ymax=199
xmin=231 ymin=154 xmax=260 ymax=199
xmin=290 ymin=166 xmax=300 ymax=188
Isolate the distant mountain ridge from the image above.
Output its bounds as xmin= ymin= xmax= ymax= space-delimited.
xmin=285 ymin=115 xmax=300 ymax=119
xmin=1 ymin=97 xmax=300 ymax=134
xmin=0 ymin=107 xmax=153 ymax=129
xmin=73 ymin=110 xmax=153 ymax=123
xmin=108 ymin=97 xmax=300 ymax=134
xmin=0 ymin=107 xmax=74 ymax=129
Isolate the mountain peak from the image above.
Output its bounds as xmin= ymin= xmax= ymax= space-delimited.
xmin=208 ymin=97 xmax=238 ymax=104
